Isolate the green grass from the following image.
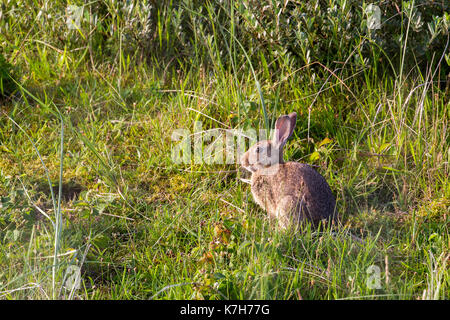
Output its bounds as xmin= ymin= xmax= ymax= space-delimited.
xmin=0 ymin=1 xmax=448 ymax=300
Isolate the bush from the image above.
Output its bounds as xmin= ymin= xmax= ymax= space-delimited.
xmin=235 ymin=0 xmax=449 ymax=74
xmin=1 ymin=1 xmax=448 ymax=79
xmin=111 ymin=0 xmax=449 ymax=78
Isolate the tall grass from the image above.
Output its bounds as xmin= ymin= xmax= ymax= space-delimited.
xmin=0 ymin=0 xmax=448 ymax=299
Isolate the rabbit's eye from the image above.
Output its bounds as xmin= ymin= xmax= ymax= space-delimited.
xmin=255 ymin=146 xmax=262 ymax=153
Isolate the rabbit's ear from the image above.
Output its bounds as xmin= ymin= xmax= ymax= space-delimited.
xmin=272 ymin=112 xmax=297 ymax=148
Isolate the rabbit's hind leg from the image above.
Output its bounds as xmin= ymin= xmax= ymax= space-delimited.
xmin=275 ymin=195 xmax=307 ymax=230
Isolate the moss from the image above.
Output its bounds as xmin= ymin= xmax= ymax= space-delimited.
xmin=416 ymin=197 xmax=450 ymax=220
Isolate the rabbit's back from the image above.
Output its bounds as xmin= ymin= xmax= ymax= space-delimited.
xmin=251 ymin=162 xmax=336 ymax=226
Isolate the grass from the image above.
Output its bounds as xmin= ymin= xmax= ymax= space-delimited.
xmin=0 ymin=1 xmax=449 ymax=300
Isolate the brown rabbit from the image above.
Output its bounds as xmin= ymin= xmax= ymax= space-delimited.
xmin=240 ymin=112 xmax=336 ymax=229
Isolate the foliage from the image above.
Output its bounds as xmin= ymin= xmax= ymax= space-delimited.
xmin=0 ymin=0 xmax=448 ymax=300
xmin=2 ymin=0 xmax=447 ymax=75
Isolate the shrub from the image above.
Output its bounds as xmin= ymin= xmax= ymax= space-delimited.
xmin=1 ymin=1 xmax=448 ymax=79
xmin=236 ymin=0 xmax=449 ymax=75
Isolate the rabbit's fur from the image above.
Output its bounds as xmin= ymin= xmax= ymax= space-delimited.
xmin=240 ymin=112 xmax=336 ymax=229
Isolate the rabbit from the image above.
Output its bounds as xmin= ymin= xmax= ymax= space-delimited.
xmin=240 ymin=112 xmax=336 ymax=230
